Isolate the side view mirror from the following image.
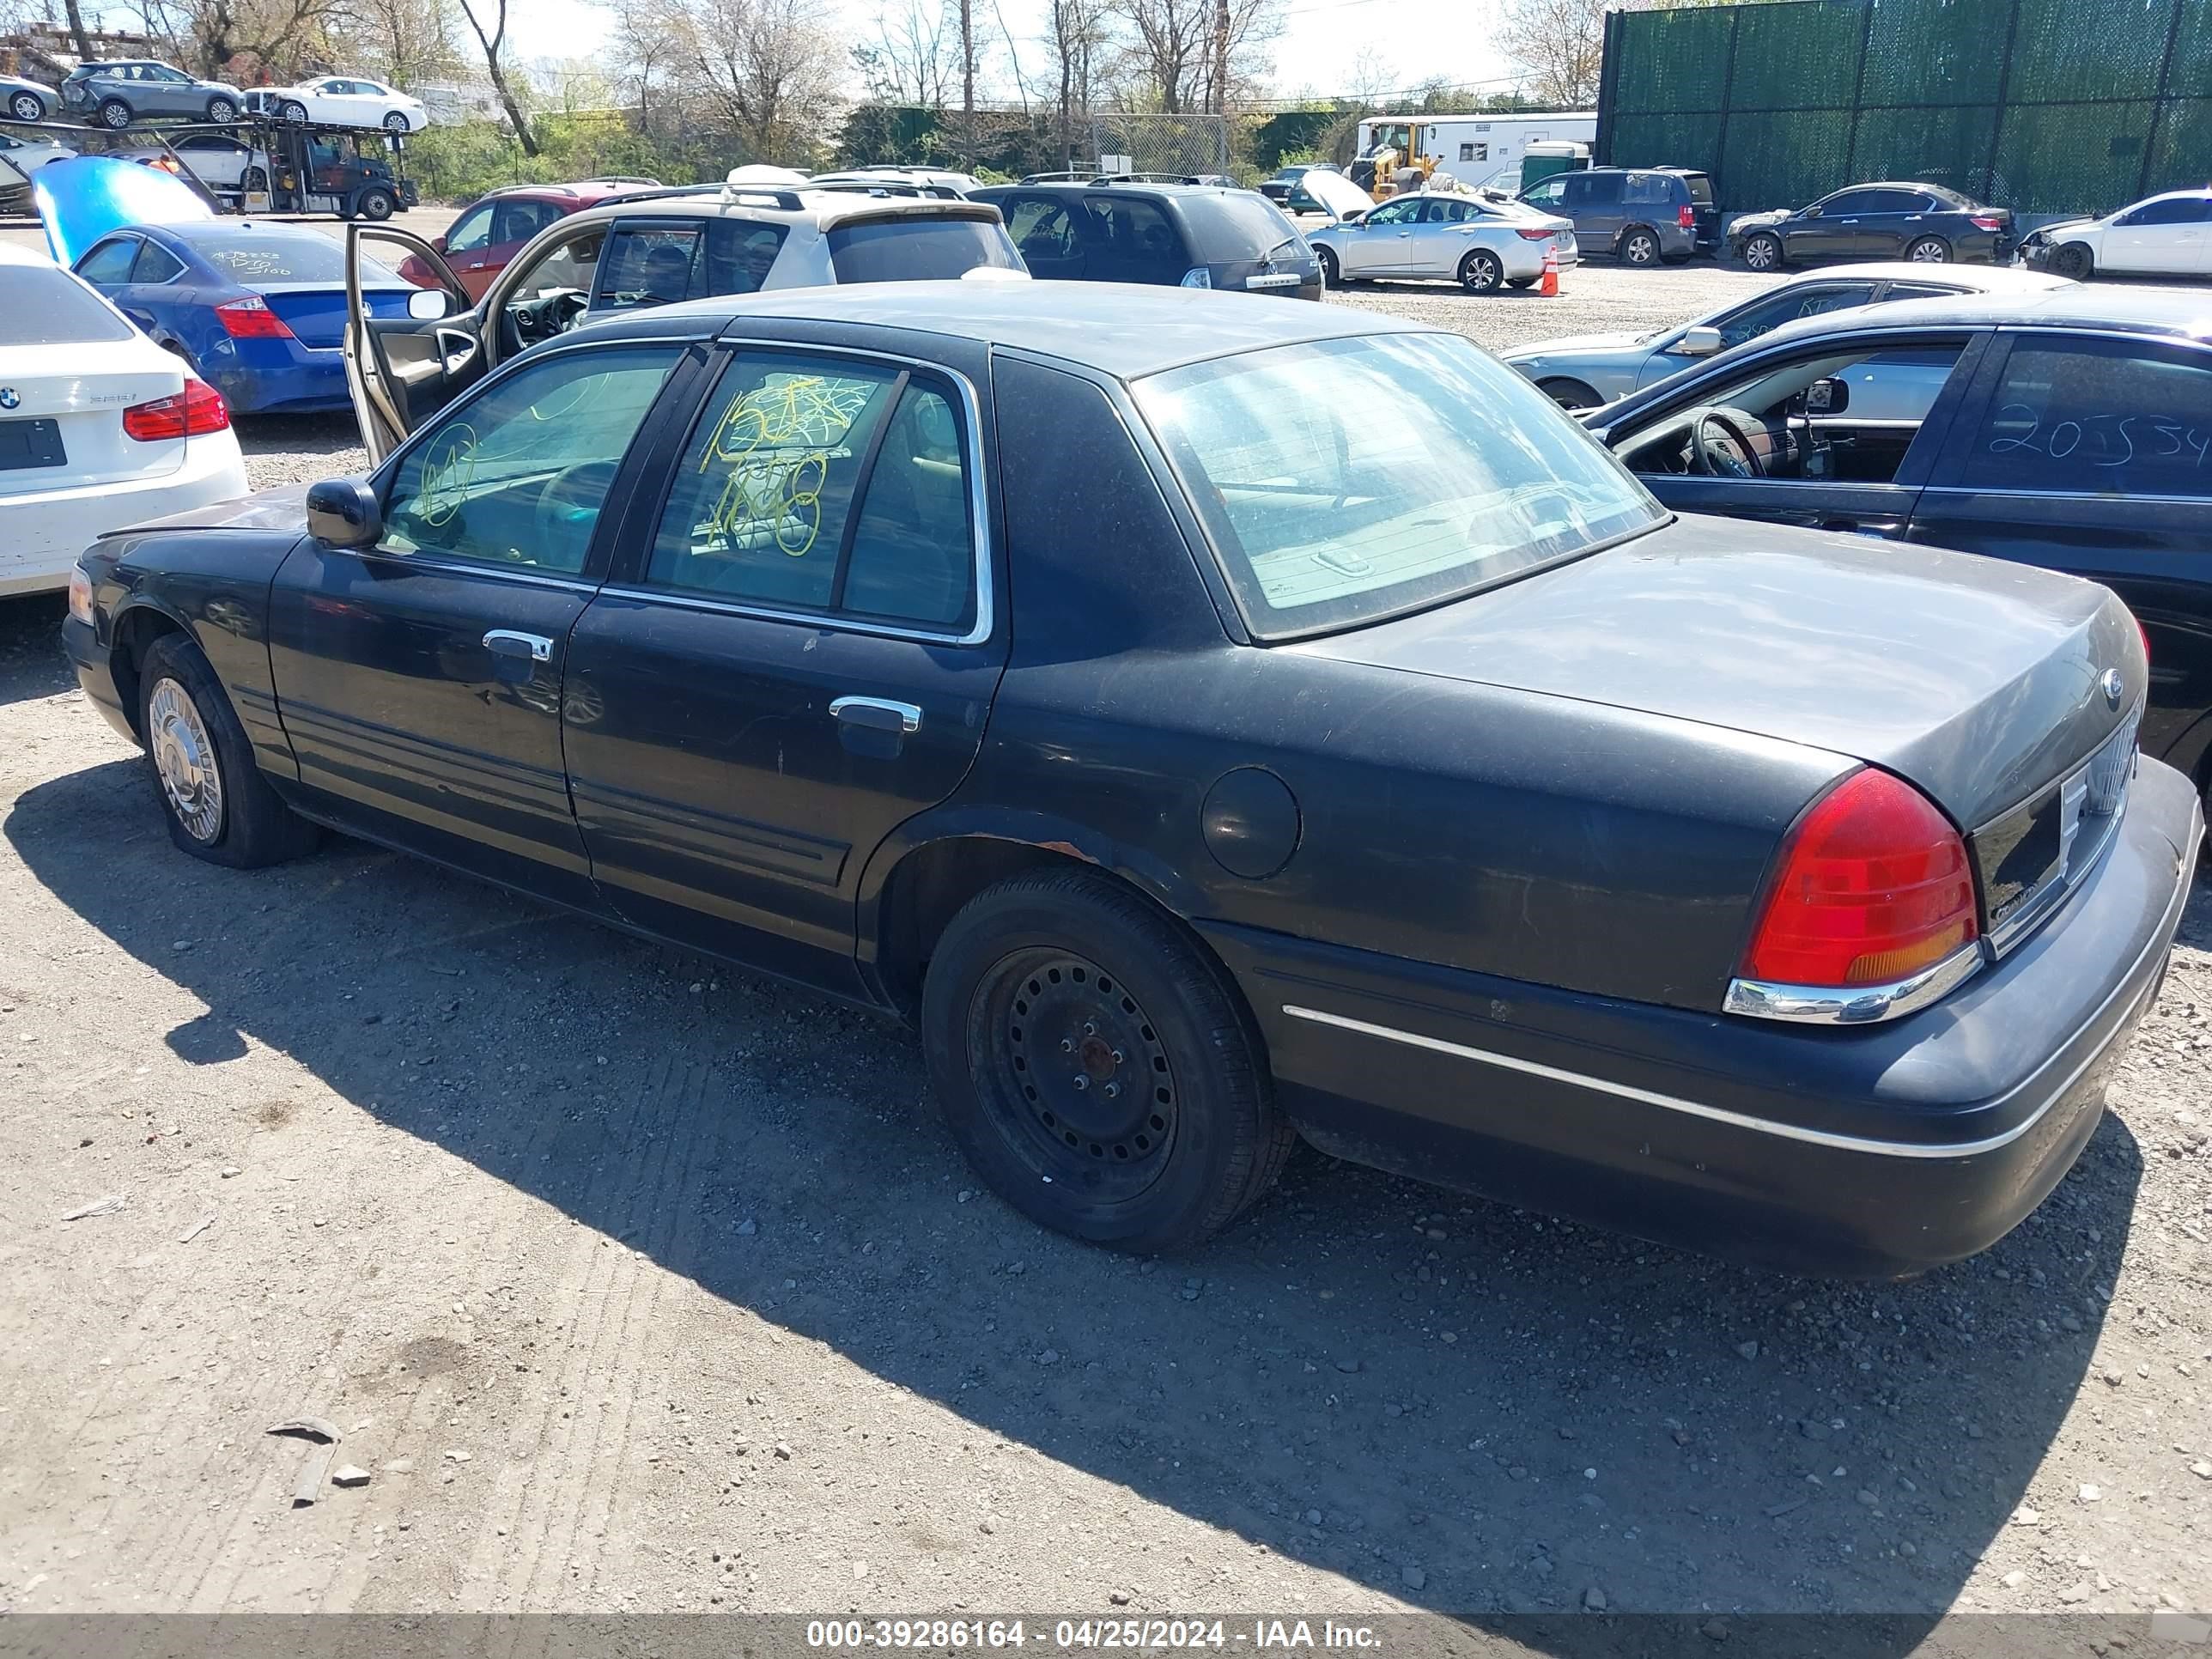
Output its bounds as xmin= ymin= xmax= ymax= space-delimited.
xmin=1677 ymin=325 xmax=1723 ymax=357
xmin=306 ymin=477 xmax=382 ymax=548
xmin=406 ymin=288 xmax=449 ymax=319
xmin=429 ymin=234 xmax=447 ymax=253
xmin=1804 ymin=376 xmax=1850 ymax=416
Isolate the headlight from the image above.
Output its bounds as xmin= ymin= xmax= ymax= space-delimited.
xmin=66 ymin=566 xmax=94 ymax=627
xmin=1179 ymin=266 xmax=1212 ymax=289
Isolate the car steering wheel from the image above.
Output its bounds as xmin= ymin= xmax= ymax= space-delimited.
xmin=1690 ymin=406 xmax=1765 ymax=480
xmin=510 ymin=287 xmax=588 ymax=344
xmin=533 ymin=459 xmax=620 ymax=559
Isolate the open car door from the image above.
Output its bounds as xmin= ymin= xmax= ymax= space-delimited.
xmin=343 ymin=223 xmax=481 ymax=465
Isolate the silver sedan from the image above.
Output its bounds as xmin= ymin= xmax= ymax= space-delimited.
xmin=1306 ymin=191 xmax=1577 ymax=294
xmin=1502 ymin=262 xmax=2076 ymax=409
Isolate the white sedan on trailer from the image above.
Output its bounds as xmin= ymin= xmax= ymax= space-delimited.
xmin=0 ymin=244 xmax=246 ymax=599
xmin=247 ymin=76 xmax=429 ymax=131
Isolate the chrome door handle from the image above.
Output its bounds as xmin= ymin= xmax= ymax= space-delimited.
xmin=483 ymin=629 xmax=553 ymax=662
xmin=830 ymin=696 xmax=921 ymax=734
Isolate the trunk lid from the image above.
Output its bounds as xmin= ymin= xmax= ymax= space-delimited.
xmin=1295 ymin=514 xmax=2143 ymax=832
xmin=262 ymin=283 xmax=415 ymax=349
xmin=0 ymin=336 xmax=187 ymax=495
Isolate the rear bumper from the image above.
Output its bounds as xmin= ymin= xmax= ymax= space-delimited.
xmin=0 ymin=441 xmax=248 ymax=597
xmin=196 ymin=336 xmax=350 ymax=414
xmin=1202 ymin=756 xmax=2200 ymax=1276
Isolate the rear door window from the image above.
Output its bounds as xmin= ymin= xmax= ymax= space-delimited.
xmin=1960 ymin=337 xmax=2212 ymax=498
xmin=594 ymin=222 xmax=704 ymax=310
xmin=76 ymin=236 xmax=141 ymax=286
xmin=1080 ymin=197 xmax=1188 ymax=283
xmin=702 ymin=218 xmax=788 ymax=296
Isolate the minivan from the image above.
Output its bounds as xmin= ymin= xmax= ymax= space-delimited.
xmin=1518 ymin=167 xmax=1717 ymax=264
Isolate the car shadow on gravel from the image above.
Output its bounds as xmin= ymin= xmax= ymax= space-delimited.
xmin=6 ymin=757 xmax=2153 ymax=1642
xmin=0 ymin=594 xmax=70 ymax=706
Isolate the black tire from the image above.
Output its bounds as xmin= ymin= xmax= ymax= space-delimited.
xmin=137 ymin=634 xmax=320 ymax=869
xmin=2052 ymin=242 xmax=2094 ymax=280
xmin=921 ymin=869 xmax=1295 ymax=1254
xmin=1905 ymin=235 xmax=1951 ymax=264
xmin=357 ymin=187 xmax=395 ymax=222
xmin=8 ymin=91 xmax=44 ymax=122
xmin=1506 ymin=276 xmax=1537 ymax=289
xmin=1619 ymin=227 xmax=1661 ymax=266
xmin=206 ymin=94 xmax=237 ymax=122
xmin=1539 ymin=377 xmax=1603 ymax=411
xmin=1458 ymin=248 xmax=1504 ymax=293
xmin=383 ymin=110 xmax=409 ymax=132
xmin=280 ymin=100 xmax=307 ymax=123
xmin=98 ymin=98 xmax=132 ymax=130
xmin=1741 ymin=231 xmax=1784 ymax=272
xmin=1314 ymin=246 xmax=1340 ymax=287
xmin=240 ymin=166 xmax=267 ymax=192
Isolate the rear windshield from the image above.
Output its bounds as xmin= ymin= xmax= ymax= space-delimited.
xmin=1182 ymin=191 xmax=1303 ymax=261
xmin=1135 ymin=332 xmax=1664 ymax=639
xmin=185 ymin=235 xmax=402 ymax=284
xmin=826 ymin=216 xmax=1021 ymax=283
xmin=0 ymin=264 xmax=133 ymax=344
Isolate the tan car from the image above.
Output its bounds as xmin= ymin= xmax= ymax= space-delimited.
xmin=344 ymin=173 xmax=1026 ymax=462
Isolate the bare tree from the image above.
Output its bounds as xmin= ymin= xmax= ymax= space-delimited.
xmin=665 ymin=0 xmax=844 ymax=163
xmin=1108 ymin=0 xmax=1277 ymax=114
xmin=605 ymin=0 xmax=682 ymax=131
xmin=61 ymin=0 xmax=97 ymax=63
xmin=1497 ymin=0 xmax=1656 ymax=106
xmin=1344 ymin=46 xmax=1395 ymax=108
xmin=338 ymin=0 xmax=460 ymax=87
xmin=850 ymin=0 xmax=957 ymax=107
xmin=1036 ymin=0 xmax=1109 ymax=167
xmin=125 ymin=0 xmax=345 ymax=79
xmin=455 ymin=0 xmax=537 ymax=152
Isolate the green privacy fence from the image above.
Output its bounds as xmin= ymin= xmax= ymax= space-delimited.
xmin=1595 ymin=0 xmax=2212 ymax=216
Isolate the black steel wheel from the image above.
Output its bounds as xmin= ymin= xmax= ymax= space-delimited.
xmin=922 ymin=868 xmax=1294 ymax=1253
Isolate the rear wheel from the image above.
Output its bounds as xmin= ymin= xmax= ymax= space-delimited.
xmin=98 ymin=98 xmax=132 ymax=129
xmin=1314 ymin=246 xmax=1340 ymax=287
xmin=1619 ymin=227 xmax=1661 ymax=266
xmin=921 ymin=869 xmax=1294 ymax=1254
xmin=1741 ymin=231 xmax=1784 ymax=272
xmin=2051 ymin=242 xmax=2094 ymax=280
xmin=1539 ymin=377 xmax=1603 ymax=411
xmin=1905 ymin=235 xmax=1951 ymax=263
xmin=206 ymin=94 xmax=237 ymax=122
xmin=357 ymin=187 xmax=396 ymax=222
xmin=1458 ymin=249 xmax=1504 ymax=293
xmin=137 ymin=635 xmax=320 ymax=869
xmin=280 ymin=99 xmax=308 ymax=123
xmin=8 ymin=90 xmax=43 ymax=122
xmin=240 ymin=166 xmax=267 ymax=192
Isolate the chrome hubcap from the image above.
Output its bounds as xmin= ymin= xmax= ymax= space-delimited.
xmin=149 ymin=679 xmax=222 ymax=843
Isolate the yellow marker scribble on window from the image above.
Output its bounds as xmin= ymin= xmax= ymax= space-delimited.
xmin=415 ymin=422 xmax=479 ymax=528
xmin=691 ymin=373 xmax=878 ymax=560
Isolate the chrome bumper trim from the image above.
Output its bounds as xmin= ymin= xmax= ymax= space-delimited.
xmin=1722 ymin=941 xmax=1982 ymax=1026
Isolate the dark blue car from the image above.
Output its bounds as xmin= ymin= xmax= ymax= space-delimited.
xmin=69 ymin=221 xmax=428 ymax=415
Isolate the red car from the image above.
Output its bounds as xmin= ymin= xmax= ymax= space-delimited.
xmin=398 ymin=177 xmax=661 ymax=297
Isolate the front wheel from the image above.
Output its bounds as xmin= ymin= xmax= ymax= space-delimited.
xmin=921 ymin=869 xmax=1294 ymax=1254
xmin=280 ymin=100 xmax=307 ymax=123
xmin=98 ymin=98 xmax=132 ymax=129
xmin=1905 ymin=235 xmax=1951 ymax=263
xmin=383 ymin=110 xmax=409 ymax=132
xmin=1458 ymin=249 xmax=1504 ymax=293
xmin=1619 ymin=228 xmax=1661 ymax=266
xmin=1314 ymin=246 xmax=1340 ymax=287
xmin=138 ymin=635 xmax=320 ymax=869
xmin=1741 ymin=232 xmax=1784 ymax=272
xmin=1539 ymin=377 xmax=1602 ymax=411
xmin=2051 ymin=242 xmax=2093 ymax=280
xmin=240 ymin=166 xmax=267 ymax=192
xmin=206 ymin=94 xmax=237 ymax=122
xmin=9 ymin=90 xmax=43 ymax=121
xmin=357 ymin=187 xmax=396 ymax=222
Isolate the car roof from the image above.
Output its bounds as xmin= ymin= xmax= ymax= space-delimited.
xmin=1774 ymin=261 xmax=2070 ymax=291
xmin=557 ymin=188 xmax=1004 ymax=229
xmin=1756 ymin=283 xmax=2212 ymax=349
xmin=611 ymin=278 xmax=1428 ymax=380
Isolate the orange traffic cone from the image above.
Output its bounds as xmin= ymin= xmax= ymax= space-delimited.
xmin=1539 ymin=247 xmax=1559 ymax=297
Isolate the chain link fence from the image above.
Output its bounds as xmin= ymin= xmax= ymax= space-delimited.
xmin=1087 ymin=112 xmax=1231 ymax=177
xmin=1598 ymin=0 xmax=2212 ymax=216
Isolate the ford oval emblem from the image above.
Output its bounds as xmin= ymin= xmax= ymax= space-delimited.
xmin=0 ymin=387 xmax=17 ymax=410
xmin=2100 ymin=667 xmax=2125 ymax=709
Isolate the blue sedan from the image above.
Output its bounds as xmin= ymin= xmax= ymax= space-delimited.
xmin=70 ymin=221 xmax=428 ymax=415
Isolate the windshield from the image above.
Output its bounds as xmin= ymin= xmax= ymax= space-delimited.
xmin=1136 ymin=332 xmax=1665 ymax=639
xmin=0 ymin=264 xmax=133 ymax=344
xmin=825 ymin=216 xmax=1022 ymax=283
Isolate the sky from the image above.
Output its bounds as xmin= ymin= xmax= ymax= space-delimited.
xmin=500 ymin=0 xmax=1517 ymax=108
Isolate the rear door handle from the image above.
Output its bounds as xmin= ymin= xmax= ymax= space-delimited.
xmin=830 ymin=696 xmax=921 ymax=734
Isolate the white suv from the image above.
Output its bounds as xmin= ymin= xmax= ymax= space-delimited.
xmin=0 ymin=244 xmax=246 ymax=598
xmin=345 ymin=175 xmax=1026 ymax=460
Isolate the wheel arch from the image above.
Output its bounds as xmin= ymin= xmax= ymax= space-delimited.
xmin=106 ymin=599 xmax=195 ymax=741
xmin=1616 ymin=220 xmax=1663 ymax=252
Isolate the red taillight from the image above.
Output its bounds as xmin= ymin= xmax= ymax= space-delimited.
xmin=1678 ymin=204 xmax=1696 ymax=228
xmin=123 ymin=377 xmax=231 ymax=441
xmin=1741 ymin=769 xmax=1978 ymax=988
xmin=214 ymin=295 xmax=295 ymax=338
xmin=1971 ymin=214 xmax=2005 ymax=232
xmin=1516 ymin=226 xmax=1554 ymax=241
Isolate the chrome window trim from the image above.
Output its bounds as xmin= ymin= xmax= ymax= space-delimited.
xmin=348 ymin=547 xmax=602 ymax=592
xmin=1917 ymin=484 xmax=2212 ymax=507
xmin=1722 ymin=941 xmax=1982 ymax=1026
xmin=631 ymin=335 xmax=996 ymax=647
xmin=1282 ymin=818 xmax=2194 ymax=1161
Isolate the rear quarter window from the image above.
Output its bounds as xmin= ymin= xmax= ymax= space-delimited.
xmin=826 ymin=216 xmax=1021 ymax=283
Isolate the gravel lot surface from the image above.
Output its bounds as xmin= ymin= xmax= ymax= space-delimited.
xmin=2 ymin=218 xmax=2209 ymax=1628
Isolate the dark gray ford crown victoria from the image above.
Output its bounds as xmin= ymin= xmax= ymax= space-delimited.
xmin=61 ymin=283 xmax=2199 ymax=1274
